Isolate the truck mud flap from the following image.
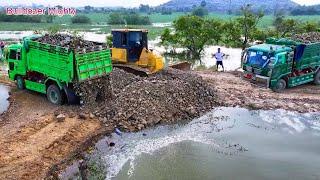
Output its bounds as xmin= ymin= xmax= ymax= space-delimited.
xmin=243 ymin=73 xmax=270 ymax=88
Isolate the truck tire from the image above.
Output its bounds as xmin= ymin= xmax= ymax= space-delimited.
xmin=314 ymin=70 xmax=320 ymax=85
xmin=272 ymin=79 xmax=286 ymax=93
xmin=16 ymin=76 xmax=25 ymax=90
xmin=47 ymin=84 xmax=62 ymax=105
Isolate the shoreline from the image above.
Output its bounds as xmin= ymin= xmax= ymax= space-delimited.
xmin=0 ymin=70 xmax=319 ymax=179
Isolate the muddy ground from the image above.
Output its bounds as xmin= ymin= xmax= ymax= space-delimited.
xmin=0 ymin=70 xmax=320 ymax=179
xmin=199 ymin=71 xmax=320 ymax=113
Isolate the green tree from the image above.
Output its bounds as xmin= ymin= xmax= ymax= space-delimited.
xmin=192 ymin=6 xmax=209 ymax=17
xmin=237 ymin=4 xmax=264 ymax=50
xmin=302 ymin=21 xmax=319 ymax=32
xmin=108 ymin=12 xmax=151 ymax=25
xmin=222 ymin=20 xmax=242 ymax=47
xmin=276 ymin=18 xmax=300 ymax=37
xmin=71 ymin=15 xmax=91 ymax=24
xmin=44 ymin=15 xmax=55 ymax=23
xmin=160 ymin=28 xmax=179 ymax=54
xmin=201 ymin=0 xmax=207 ymax=7
xmin=161 ymin=15 xmax=222 ymax=63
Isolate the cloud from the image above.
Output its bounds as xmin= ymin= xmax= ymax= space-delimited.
xmin=291 ymin=0 xmax=320 ymax=5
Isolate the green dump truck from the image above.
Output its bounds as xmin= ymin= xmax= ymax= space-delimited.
xmin=242 ymin=38 xmax=320 ymax=92
xmin=7 ymin=35 xmax=112 ymax=104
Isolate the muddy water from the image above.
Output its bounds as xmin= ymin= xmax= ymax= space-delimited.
xmin=62 ymin=107 xmax=320 ymax=180
xmin=149 ymin=39 xmax=243 ymax=71
xmin=0 ymin=85 xmax=10 ymax=114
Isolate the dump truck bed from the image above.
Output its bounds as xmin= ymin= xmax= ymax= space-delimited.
xmin=26 ymin=39 xmax=112 ymax=83
xmin=294 ymin=42 xmax=320 ymax=70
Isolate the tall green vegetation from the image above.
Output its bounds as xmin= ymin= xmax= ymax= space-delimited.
xmin=236 ymin=4 xmax=264 ymax=50
xmin=273 ymin=12 xmax=320 ymax=37
xmin=191 ymin=0 xmax=209 ymax=17
xmin=161 ymin=15 xmax=222 ymax=63
xmin=0 ymin=13 xmax=42 ymax=23
xmin=108 ymin=12 xmax=151 ymax=25
xmin=71 ymin=15 xmax=91 ymax=24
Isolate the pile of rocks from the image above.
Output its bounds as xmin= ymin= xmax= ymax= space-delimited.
xmin=35 ymin=34 xmax=105 ymax=50
xmin=79 ymin=68 xmax=217 ymax=132
xmin=74 ymin=76 xmax=112 ymax=107
xmin=291 ymin=32 xmax=320 ymax=44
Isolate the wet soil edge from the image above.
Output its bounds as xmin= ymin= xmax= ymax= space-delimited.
xmin=45 ymin=125 xmax=113 ymax=180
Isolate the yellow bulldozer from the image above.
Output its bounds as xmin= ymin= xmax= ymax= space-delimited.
xmin=110 ymin=29 xmax=191 ymax=75
xmin=111 ymin=29 xmax=164 ymax=75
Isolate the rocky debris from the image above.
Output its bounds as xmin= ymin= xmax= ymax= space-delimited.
xmin=89 ymin=113 xmax=95 ymax=119
xmin=56 ymin=114 xmax=66 ymax=122
xmin=291 ymin=32 xmax=320 ymax=44
xmin=35 ymin=34 xmax=106 ymax=50
xmin=69 ymin=112 xmax=76 ymax=118
xmin=74 ymin=76 xmax=112 ymax=107
xmin=79 ymin=113 xmax=88 ymax=120
xmin=77 ymin=67 xmax=217 ymax=132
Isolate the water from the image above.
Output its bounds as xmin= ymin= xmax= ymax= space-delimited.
xmin=0 ymin=85 xmax=10 ymax=114
xmin=70 ymin=107 xmax=320 ymax=180
xmin=149 ymin=39 xmax=242 ymax=71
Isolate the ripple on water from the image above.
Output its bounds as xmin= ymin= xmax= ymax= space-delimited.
xmin=60 ymin=107 xmax=320 ymax=180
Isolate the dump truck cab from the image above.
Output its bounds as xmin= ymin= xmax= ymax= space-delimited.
xmin=7 ymin=43 xmax=26 ymax=81
xmin=111 ymin=29 xmax=164 ymax=74
xmin=243 ymin=38 xmax=320 ymax=92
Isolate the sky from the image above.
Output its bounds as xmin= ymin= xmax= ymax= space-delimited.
xmin=0 ymin=0 xmax=319 ymax=7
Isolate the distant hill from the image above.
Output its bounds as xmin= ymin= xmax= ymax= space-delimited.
xmin=157 ymin=0 xmax=299 ymax=13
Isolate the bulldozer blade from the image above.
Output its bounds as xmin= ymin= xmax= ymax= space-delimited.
xmin=169 ymin=61 xmax=191 ymax=71
xmin=113 ymin=64 xmax=150 ymax=77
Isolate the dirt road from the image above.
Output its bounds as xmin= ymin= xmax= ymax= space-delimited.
xmin=0 ymin=89 xmax=106 ymax=180
xmin=0 ymin=70 xmax=319 ymax=179
xmin=199 ymin=71 xmax=320 ymax=113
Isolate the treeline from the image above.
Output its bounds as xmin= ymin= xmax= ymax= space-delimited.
xmin=290 ymin=5 xmax=320 ymax=15
xmin=0 ymin=13 xmax=55 ymax=23
xmin=160 ymin=5 xmax=320 ymax=63
xmin=108 ymin=12 xmax=151 ymax=25
xmin=0 ymin=13 xmax=91 ymax=24
xmin=71 ymin=15 xmax=91 ymax=24
xmin=0 ymin=13 xmax=42 ymax=23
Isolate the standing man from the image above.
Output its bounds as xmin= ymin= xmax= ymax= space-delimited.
xmin=213 ymin=48 xmax=225 ymax=72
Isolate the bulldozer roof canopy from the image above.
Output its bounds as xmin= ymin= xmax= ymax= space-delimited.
xmin=111 ymin=29 xmax=148 ymax=33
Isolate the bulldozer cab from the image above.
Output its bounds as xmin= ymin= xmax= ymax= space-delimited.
xmin=112 ymin=29 xmax=148 ymax=62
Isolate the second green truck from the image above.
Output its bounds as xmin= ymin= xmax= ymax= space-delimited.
xmin=242 ymin=37 xmax=320 ymax=92
xmin=6 ymin=34 xmax=112 ymax=104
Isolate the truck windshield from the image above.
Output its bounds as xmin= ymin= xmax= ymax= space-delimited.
xmin=246 ymin=51 xmax=271 ymax=67
xmin=9 ymin=49 xmax=21 ymax=60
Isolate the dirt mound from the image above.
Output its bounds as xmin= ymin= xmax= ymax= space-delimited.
xmin=291 ymin=32 xmax=320 ymax=44
xmin=79 ymin=68 xmax=217 ymax=132
xmin=74 ymin=76 xmax=112 ymax=106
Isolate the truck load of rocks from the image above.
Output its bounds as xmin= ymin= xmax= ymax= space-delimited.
xmin=35 ymin=33 xmax=106 ymax=50
xmin=79 ymin=68 xmax=217 ymax=132
xmin=291 ymin=32 xmax=320 ymax=44
xmin=73 ymin=76 xmax=112 ymax=106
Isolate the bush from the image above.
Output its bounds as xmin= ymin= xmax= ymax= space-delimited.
xmin=71 ymin=15 xmax=91 ymax=24
xmin=0 ymin=14 xmax=42 ymax=23
xmin=191 ymin=7 xmax=208 ymax=17
xmin=108 ymin=12 xmax=151 ymax=25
